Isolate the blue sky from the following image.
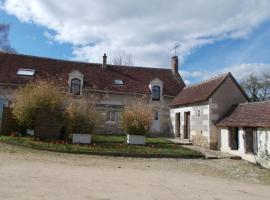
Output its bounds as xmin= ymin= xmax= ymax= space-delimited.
xmin=0 ymin=10 xmax=73 ymax=60
xmin=1 ymin=0 xmax=270 ymax=84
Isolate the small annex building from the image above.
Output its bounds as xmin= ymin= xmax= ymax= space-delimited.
xmin=169 ymin=72 xmax=248 ymax=149
xmin=217 ymin=101 xmax=270 ymax=168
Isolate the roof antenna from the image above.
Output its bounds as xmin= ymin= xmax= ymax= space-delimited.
xmin=172 ymin=43 xmax=180 ymax=56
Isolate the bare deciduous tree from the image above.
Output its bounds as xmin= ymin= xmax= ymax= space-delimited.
xmin=113 ymin=52 xmax=133 ymax=66
xmin=241 ymin=73 xmax=270 ymax=102
xmin=0 ymin=24 xmax=15 ymax=53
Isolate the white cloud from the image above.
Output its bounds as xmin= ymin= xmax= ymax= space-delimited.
xmin=181 ymin=63 xmax=270 ymax=85
xmin=2 ymin=0 xmax=270 ymax=67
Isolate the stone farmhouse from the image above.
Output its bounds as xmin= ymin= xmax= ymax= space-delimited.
xmin=0 ymin=51 xmax=269 ymax=168
xmin=0 ymin=52 xmax=185 ymax=136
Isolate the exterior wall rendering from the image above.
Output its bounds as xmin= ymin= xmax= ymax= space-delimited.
xmin=219 ymin=127 xmax=270 ymax=169
xmin=78 ymin=85 xmax=174 ymax=136
xmin=170 ymin=103 xmax=210 ymax=148
xmin=0 ymin=84 xmax=174 ymax=136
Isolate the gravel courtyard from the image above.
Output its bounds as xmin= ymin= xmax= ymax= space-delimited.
xmin=0 ymin=143 xmax=270 ymax=200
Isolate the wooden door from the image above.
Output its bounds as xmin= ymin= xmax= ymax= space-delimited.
xmin=175 ymin=113 xmax=181 ymax=138
xmin=184 ymin=112 xmax=190 ymax=139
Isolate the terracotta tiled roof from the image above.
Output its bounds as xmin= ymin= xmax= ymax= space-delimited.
xmin=217 ymin=101 xmax=270 ymax=127
xmin=169 ymin=73 xmax=233 ymax=106
xmin=0 ymin=52 xmax=185 ymax=96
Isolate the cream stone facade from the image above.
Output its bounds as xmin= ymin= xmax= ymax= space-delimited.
xmin=82 ymin=90 xmax=175 ymax=136
xmin=219 ymin=127 xmax=270 ymax=169
xmin=170 ymin=103 xmax=210 ymax=148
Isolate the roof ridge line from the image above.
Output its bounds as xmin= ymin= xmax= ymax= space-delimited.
xmin=0 ymin=51 xmax=105 ymax=65
xmin=184 ymin=72 xmax=230 ymax=89
xmin=0 ymin=51 xmax=171 ymax=71
xmin=107 ymin=64 xmax=171 ymax=71
xmin=239 ymin=100 xmax=270 ymax=105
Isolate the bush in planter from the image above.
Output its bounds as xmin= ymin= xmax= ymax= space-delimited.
xmin=12 ymin=79 xmax=66 ymax=130
xmin=65 ymin=98 xmax=103 ymax=135
xmin=120 ymin=98 xmax=153 ymax=136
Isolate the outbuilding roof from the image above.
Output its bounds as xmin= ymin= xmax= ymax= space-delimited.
xmin=0 ymin=52 xmax=185 ymax=96
xmin=217 ymin=101 xmax=270 ymax=128
xmin=169 ymin=72 xmax=246 ymax=106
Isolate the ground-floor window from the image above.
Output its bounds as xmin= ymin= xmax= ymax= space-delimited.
xmin=106 ymin=111 xmax=116 ymax=122
xmin=229 ymin=127 xmax=239 ymax=150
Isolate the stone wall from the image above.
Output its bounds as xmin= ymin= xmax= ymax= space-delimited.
xmin=210 ymin=76 xmax=248 ymax=149
xmin=84 ymin=90 xmax=174 ymax=136
xmin=0 ymin=85 xmax=175 ymax=137
xmin=170 ymin=103 xmax=210 ymax=148
xmin=256 ymin=128 xmax=270 ymax=169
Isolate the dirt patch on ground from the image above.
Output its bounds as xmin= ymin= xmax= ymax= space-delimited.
xmin=0 ymin=143 xmax=270 ymax=200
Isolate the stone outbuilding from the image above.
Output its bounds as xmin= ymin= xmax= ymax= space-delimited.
xmin=169 ymin=73 xmax=248 ymax=149
xmin=217 ymin=101 xmax=270 ymax=168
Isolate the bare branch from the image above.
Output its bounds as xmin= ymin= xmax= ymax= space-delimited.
xmin=113 ymin=52 xmax=133 ymax=66
xmin=241 ymin=74 xmax=270 ymax=102
xmin=0 ymin=24 xmax=16 ymax=53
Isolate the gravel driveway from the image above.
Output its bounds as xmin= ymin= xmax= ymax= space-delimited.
xmin=0 ymin=143 xmax=270 ymax=200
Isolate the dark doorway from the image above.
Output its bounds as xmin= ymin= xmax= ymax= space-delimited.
xmin=184 ymin=112 xmax=190 ymax=139
xmin=244 ymin=128 xmax=256 ymax=154
xmin=175 ymin=113 xmax=181 ymax=138
xmin=229 ymin=127 xmax=239 ymax=150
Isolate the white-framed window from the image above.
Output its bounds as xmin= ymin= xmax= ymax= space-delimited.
xmin=106 ymin=111 xmax=116 ymax=122
xmin=152 ymin=85 xmax=161 ymax=101
xmin=70 ymin=78 xmax=81 ymax=95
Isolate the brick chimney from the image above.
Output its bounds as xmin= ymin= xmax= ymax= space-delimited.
xmin=171 ymin=56 xmax=178 ymax=75
xmin=102 ymin=53 xmax=107 ymax=69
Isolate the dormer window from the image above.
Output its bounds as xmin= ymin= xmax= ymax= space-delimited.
xmin=68 ymin=70 xmax=84 ymax=96
xmin=16 ymin=68 xmax=35 ymax=76
xmin=149 ymin=78 xmax=163 ymax=102
xmin=114 ymin=79 xmax=124 ymax=85
xmin=70 ymin=78 xmax=81 ymax=95
xmin=152 ymin=85 xmax=161 ymax=101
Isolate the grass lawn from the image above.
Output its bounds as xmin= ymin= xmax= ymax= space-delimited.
xmin=0 ymin=135 xmax=203 ymax=158
xmin=91 ymin=134 xmax=172 ymax=144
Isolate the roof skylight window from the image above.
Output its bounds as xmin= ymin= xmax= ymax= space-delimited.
xmin=114 ymin=79 xmax=124 ymax=85
xmin=16 ymin=69 xmax=36 ymax=76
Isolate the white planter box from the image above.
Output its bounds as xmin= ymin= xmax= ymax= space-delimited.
xmin=26 ymin=129 xmax=34 ymax=136
xmin=72 ymin=134 xmax=91 ymax=144
xmin=127 ymin=134 xmax=145 ymax=145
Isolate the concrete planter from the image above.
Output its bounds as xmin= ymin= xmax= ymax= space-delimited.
xmin=127 ymin=134 xmax=145 ymax=145
xmin=72 ymin=134 xmax=91 ymax=144
xmin=26 ymin=129 xmax=34 ymax=136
